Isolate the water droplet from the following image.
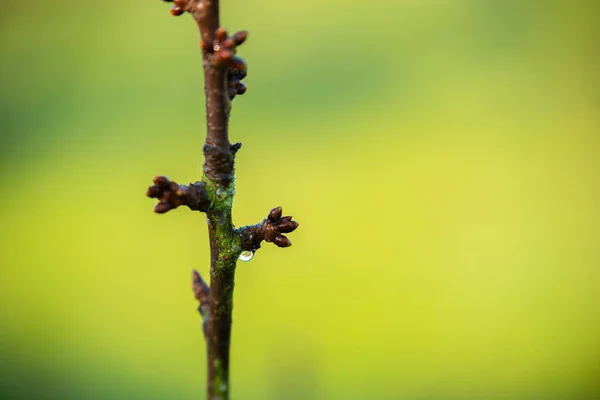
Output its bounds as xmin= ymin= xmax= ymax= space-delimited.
xmin=238 ymin=250 xmax=254 ymax=262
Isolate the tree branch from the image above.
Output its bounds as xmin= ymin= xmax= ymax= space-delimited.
xmin=146 ymin=2 xmax=298 ymax=399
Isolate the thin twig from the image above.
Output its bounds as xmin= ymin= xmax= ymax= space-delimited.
xmin=145 ymin=1 xmax=299 ymax=399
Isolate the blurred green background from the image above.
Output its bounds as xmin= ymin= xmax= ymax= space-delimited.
xmin=1 ymin=0 xmax=599 ymax=399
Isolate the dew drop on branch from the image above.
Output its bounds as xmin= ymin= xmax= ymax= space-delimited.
xmin=238 ymin=251 xmax=254 ymax=262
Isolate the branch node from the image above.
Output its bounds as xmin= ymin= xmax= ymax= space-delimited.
xmin=203 ymin=143 xmax=239 ymax=185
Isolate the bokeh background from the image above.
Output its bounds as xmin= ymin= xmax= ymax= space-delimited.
xmin=1 ymin=0 xmax=599 ymax=399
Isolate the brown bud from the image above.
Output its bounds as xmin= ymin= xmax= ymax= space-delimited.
xmin=221 ymin=50 xmax=233 ymax=60
xmin=268 ymin=206 xmax=283 ymax=222
xmin=222 ymin=38 xmax=234 ymax=49
xmin=214 ymin=49 xmax=233 ymax=66
xmin=173 ymin=0 xmax=186 ymax=7
xmin=232 ymin=30 xmax=249 ymax=46
xmin=215 ymin=27 xmax=228 ymax=41
xmin=273 ymin=235 xmax=292 ymax=248
xmin=228 ymin=56 xmax=248 ymax=79
xmin=154 ymin=202 xmax=172 ymax=214
xmin=161 ymin=191 xmax=172 ymax=203
xmin=278 ymin=220 xmax=299 ymax=233
xmin=154 ymin=176 xmax=172 ymax=190
xmin=279 ymin=216 xmax=292 ymax=224
xmin=236 ymin=82 xmax=247 ymax=95
xmin=146 ymin=185 xmax=160 ymax=198
xmin=169 ymin=6 xmax=184 ymax=15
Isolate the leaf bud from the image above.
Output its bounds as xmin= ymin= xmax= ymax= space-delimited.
xmin=278 ymin=220 xmax=299 ymax=233
xmin=273 ymin=235 xmax=292 ymax=248
xmin=228 ymin=56 xmax=248 ymax=79
xmin=268 ymin=206 xmax=283 ymax=222
xmin=146 ymin=185 xmax=161 ymax=198
xmin=236 ymin=82 xmax=247 ymax=95
xmin=170 ymin=6 xmax=184 ymax=16
xmin=154 ymin=202 xmax=172 ymax=214
xmin=215 ymin=27 xmax=228 ymax=41
xmin=232 ymin=30 xmax=249 ymax=46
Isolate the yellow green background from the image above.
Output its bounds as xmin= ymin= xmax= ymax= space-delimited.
xmin=1 ymin=1 xmax=599 ymax=399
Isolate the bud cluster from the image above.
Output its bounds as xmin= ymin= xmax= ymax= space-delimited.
xmin=161 ymin=1 xmax=250 ymax=100
xmin=146 ymin=176 xmax=209 ymax=213
xmin=200 ymin=27 xmax=249 ymax=99
xmin=238 ymin=207 xmax=300 ymax=252
xmin=265 ymin=206 xmax=299 ymax=248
